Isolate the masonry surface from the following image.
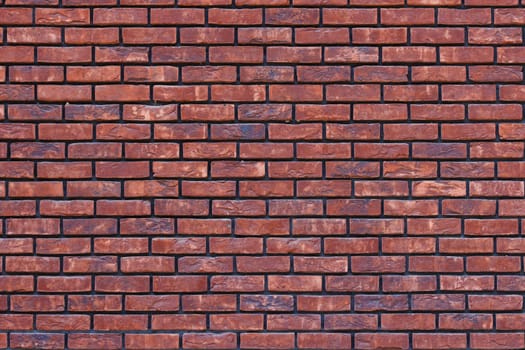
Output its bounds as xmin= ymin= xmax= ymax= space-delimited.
xmin=0 ymin=0 xmax=524 ymax=349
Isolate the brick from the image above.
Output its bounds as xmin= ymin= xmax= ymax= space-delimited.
xmin=439 ymin=8 xmax=491 ymax=25
xmin=40 ymin=123 xmax=92 ymax=141
xmin=383 ymin=47 xmax=436 ymax=63
xmin=495 ymin=8 xmax=525 ymax=25
xmin=440 ymin=47 xmax=494 ymax=64
xmin=354 ymin=295 xmax=408 ymax=312
xmin=267 ymin=47 xmax=321 ymax=64
xmin=354 ymin=66 xmax=408 ymax=83
xmin=67 ymin=66 xmax=120 ymax=83
xmin=472 ymin=28 xmax=522 ymax=45
xmin=412 ymin=66 xmax=466 ymax=82
xmin=40 ymin=200 xmax=94 ymax=216
xmin=38 ymin=47 xmax=92 ymax=64
xmin=69 ymin=144 xmax=121 ymax=160
xmin=36 ymin=8 xmax=90 ymax=25
xmin=210 ymin=314 xmax=263 ymax=331
xmin=411 ymin=104 xmax=465 ymax=121
xmin=210 ymin=238 xmax=263 ymax=254
xmin=210 ymin=46 xmax=263 ymax=64
xmin=212 ymin=200 xmax=266 ymax=216
xmin=240 ymin=295 xmax=294 ymax=312
xmin=66 ymin=104 xmax=120 ymax=121
xmin=411 ymin=27 xmax=464 ymax=44
xmin=183 ymin=333 xmax=236 ymax=349
xmin=266 ymin=8 xmax=319 ymax=25
xmin=212 ymin=161 xmax=265 ymax=178
xmin=209 ymin=8 xmax=262 ymax=25
xmin=96 ymin=47 xmax=150 ymax=63
xmin=412 ymin=180 xmax=466 ymax=197
xmin=96 ymin=85 xmax=149 ymax=102
xmin=0 ymin=47 xmax=32 ymax=64
xmin=11 ymin=295 xmax=63 ymax=312
xmin=354 ymin=0 xmax=403 ymax=4
xmin=382 ymin=8 xmax=434 ymax=25
xmin=237 ymin=256 xmax=290 ymax=272
xmin=324 ymin=238 xmax=378 ymax=254
xmin=64 ymin=256 xmax=117 ymax=273
xmin=498 ymin=238 xmax=525 ymax=253
xmin=126 ymin=295 xmax=179 ymax=312
xmin=126 ymin=334 xmax=180 ymax=350
xmin=151 ymin=8 xmax=204 ymax=24
xmin=383 ymin=124 xmax=438 ymax=140
xmin=384 ymin=237 xmax=436 ymax=254
xmin=125 ymin=67 xmax=179 ymax=83
xmin=8 ymin=27 xmax=61 ymax=44
xmin=152 ymin=46 xmax=204 ymax=64
xmin=123 ymin=28 xmax=177 ymax=44
xmin=384 ymin=200 xmax=439 ymax=216
xmin=36 ymin=315 xmax=90 ymax=331
xmin=68 ymin=334 xmax=121 ymax=349
xmin=441 ymin=276 xmax=494 ymax=291
xmin=182 ymin=295 xmax=235 ymax=311
xmin=238 ymin=27 xmax=292 ymax=44
xmin=470 ymin=333 xmax=524 ymax=349
xmin=0 ymin=8 xmax=32 ymax=24
xmin=270 ymin=84 xmax=323 ymax=102
xmin=0 ymin=85 xmax=34 ymax=101
xmin=38 ymin=276 xmax=91 ymax=292
xmin=90 ymin=45 xmax=138 ymax=64
xmin=323 ymin=8 xmax=376 ymax=25
xmin=384 ymin=84 xmax=438 ymax=101
xmin=182 ymin=181 xmax=235 ymax=197
xmin=153 ymin=161 xmax=208 ymax=178
xmin=355 ymin=334 xmax=409 ymax=350
xmin=413 ymin=334 xmax=466 ymax=350
xmin=469 ymin=295 xmax=523 ymax=311
xmin=67 ymin=181 xmax=120 ymax=198
xmin=325 ymin=47 xmax=378 ymax=63
xmin=96 ymin=276 xmax=149 ymax=293
xmin=37 ymin=238 xmax=90 ymax=255
xmin=352 ymin=256 xmax=405 ymax=273
xmin=296 ymin=28 xmax=349 ymax=44
xmin=10 ymin=333 xmax=65 ymax=349
xmin=298 ymin=333 xmax=351 ymax=349
xmin=151 ymin=314 xmax=206 ymax=331
xmin=63 ymin=218 xmax=117 ymax=236
xmin=94 ymin=8 xmax=147 ymax=24
xmin=382 ymin=313 xmax=436 ymax=330
xmin=152 ymin=238 xmax=206 ymax=254
xmin=467 ymin=0 xmax=517 ymax=4
xmin=327 ymin=84 xmax=380 ymax=101
xmin=413 ymin=256 xmax=464 ymax=273
xmin=66 ymin=28 xmax=119 ymax=44
xmin=353 ymin=28 xmax=407 ymax=44
xmin=68 ymin=295 xmax=122 ymax=312
xmin=236 ymin=218 xmax=289 ymax=235
xmin=181 ymin=104 xmax=235 ymax=121
xmin=212 ymin=85 xmax=265 ymax=102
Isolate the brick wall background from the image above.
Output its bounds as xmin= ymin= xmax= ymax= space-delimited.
xmin=0 ymin=0 xmax=525 ymax=349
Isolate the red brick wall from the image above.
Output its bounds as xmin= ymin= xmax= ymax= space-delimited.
xmin=1 ymin=0 xmax=524 ymax=349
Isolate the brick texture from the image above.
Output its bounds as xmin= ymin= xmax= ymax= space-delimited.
xmin=0 ymin=0 xmax=524 ymax=349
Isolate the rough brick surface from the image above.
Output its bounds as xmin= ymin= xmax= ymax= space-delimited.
xmin=0 ymin=0 xmax=524 ymax=349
